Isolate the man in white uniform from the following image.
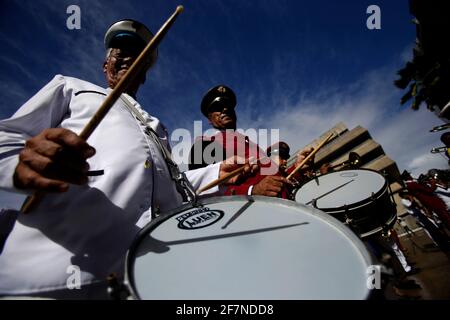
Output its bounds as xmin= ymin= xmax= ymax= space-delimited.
xmin=0 ymin=19 xmax=254 ymax=299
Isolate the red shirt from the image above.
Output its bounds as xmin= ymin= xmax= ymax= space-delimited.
xmin=405 ymin=180 xmax=448 ymax=216
xmin=191 ymin=130 xmax=290 ymax=198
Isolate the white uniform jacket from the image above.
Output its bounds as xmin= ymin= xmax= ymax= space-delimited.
xmin=0 ymin=75 xmax=221 ymax=298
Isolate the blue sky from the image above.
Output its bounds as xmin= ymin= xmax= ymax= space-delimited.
xmin=1 ymin=0 xmax=449 ymax=208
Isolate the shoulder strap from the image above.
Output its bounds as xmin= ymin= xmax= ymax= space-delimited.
xmin=119 ymin=95 xmax=197 ymax=205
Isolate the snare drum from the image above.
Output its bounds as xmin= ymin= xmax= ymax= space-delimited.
xmin=124 ymin=196 xmax=372 ymax=299
xmin=294 ymin=169 xmax=397 ymax=238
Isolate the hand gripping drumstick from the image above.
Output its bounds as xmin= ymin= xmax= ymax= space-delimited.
xmin=285 ymin=133 xmax=334 ymax=181
xmin=21 ymin=6 xmax=184 ymax=214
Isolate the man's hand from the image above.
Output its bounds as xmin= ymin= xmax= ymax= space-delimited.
xmin=219 ymin=156 xmax=259 ymax=185
xmin=295 ymin=147 xmax=314 ymax=169
xmin=319 ymin=163 xmax=332 ymax=174
xmin=13 ymin=128 xmax=96 ymax=193
xmin=252 ymin=175 xmax=288 ymax=197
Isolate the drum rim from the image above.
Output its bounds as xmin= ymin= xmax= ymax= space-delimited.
xmin=294 ymin=168 xmax=389 ymax=212
xmin=124 ymin=195 xmax=374 ymax=300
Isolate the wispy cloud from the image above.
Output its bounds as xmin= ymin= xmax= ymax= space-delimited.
xmin=233 ymin=59 xmax=448 ymax=177
xmin=408 ymin=153 xmax=448 ymax=175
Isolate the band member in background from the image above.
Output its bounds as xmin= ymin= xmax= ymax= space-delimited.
xmin=266 ymin=141 xmax=292 ymax=173
xmin=266 ymin=141 xmax=315 ymax=196
xmin=267 ymin=141 xmax=333 ymax=183
xmin=399 ymin=191 xmax=450 ymax=252
xmin=402 ymin=170 xmax=450 ymax=230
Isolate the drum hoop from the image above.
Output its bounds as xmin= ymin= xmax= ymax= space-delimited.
xmin=124 ymin=195 xmax=374 ymax=300
xmin=294 ymin=168 xmax=389 ymax=211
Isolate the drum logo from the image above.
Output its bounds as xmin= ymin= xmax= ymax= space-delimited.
xmin=176 ymin=207 xmax=225 ymax=229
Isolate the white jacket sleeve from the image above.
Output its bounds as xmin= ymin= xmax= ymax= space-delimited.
xmin=185 ymin=163 xmax=224 ymax=196
xmin=0 ymin=75 xmax=71 ymax=193
xmin=0 ymin=209 xmax=19 ymax=254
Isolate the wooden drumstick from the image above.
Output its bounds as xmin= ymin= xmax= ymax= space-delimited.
xmin=286 ymin=133 xmax=334 ymax=181
xmin=21 ymin=6 xmax=184 ymax=214
xmin=196 ymin=166 xmax=246 ymax=195
xmin=196 ymin=156 xmax=268 ymax=195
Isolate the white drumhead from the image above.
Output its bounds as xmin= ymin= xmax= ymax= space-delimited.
xmin=126 ymin=196 xmax=372 ymax=300
xmin=295 ymin=169 xmax=386 ymax=209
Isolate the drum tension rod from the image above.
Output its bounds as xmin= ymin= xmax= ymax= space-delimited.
xmin=107 ymin=273 xmax=131 ymax=300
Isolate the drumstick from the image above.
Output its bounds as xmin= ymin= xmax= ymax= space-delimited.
xmin=21 ymin=6 xmax=184 ymax=214
xmin=196 ymin=156 xmax=267 ymax=195
xmin=286 ymin=132 xmax=334 ymax=181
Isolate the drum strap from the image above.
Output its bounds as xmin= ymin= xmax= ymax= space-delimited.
xmin=120 ymin=95 xmax=197 ymax=205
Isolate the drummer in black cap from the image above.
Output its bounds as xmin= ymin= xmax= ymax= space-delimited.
xmin=201 ymin=85 xmax=238 ymax=130
xmin=190 ymin=85 xmax=302 ymax=197
xmin=189 ymin=85 xmax=239 ymax=171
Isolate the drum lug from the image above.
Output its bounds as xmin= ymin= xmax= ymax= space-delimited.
xmin=107 ymin=273 xmax=131 ymax=300
xmin=381 ymin=229 xmax=391 ymax=239
xmin=344 ymin=216 xmax=353 ymax=225
xmin=343 ymin=204 xmax=353 ymax=225
xmin=343 ymin=205 xmax=362 ymax=235
xmin=311 ymin=198 xmax=318 ymax=208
